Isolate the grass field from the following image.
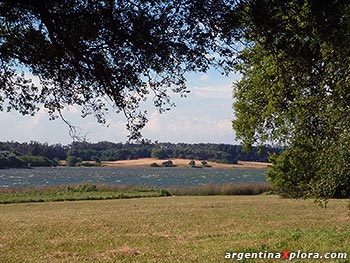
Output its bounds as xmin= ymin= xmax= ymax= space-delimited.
xmin=1 ymin=195 xmax=349 ymax=263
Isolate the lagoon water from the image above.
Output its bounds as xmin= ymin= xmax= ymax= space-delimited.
xmin=0 ymin=167 xmax=267 ymax=188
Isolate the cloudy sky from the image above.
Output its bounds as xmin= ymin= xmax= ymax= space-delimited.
xmin=0 ymin=69 xmax=240 ymax=144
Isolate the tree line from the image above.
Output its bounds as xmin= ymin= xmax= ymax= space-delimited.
xmin=0 ymin=141 xmax=283 ymax=168
xmin=0 ymin=151 xmax=59 ymax=169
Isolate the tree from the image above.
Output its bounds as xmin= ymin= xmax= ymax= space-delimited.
xmin=0 ymin=151 xmax=24 ymax=168
xmin=0 ymin=0 xmax=236 ymax=140
xmin=66 ymin=155 xmax=81 ymax=167
xmin=231 ymin=0 xmax=350 ymax=200
xmin=151 ymin=148 xmax=168 ymax=160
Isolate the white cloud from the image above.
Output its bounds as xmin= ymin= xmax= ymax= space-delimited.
xmin=199 ymin=73 xmax=210 ymax=82
xmin=144 ymin=111 xmax=162 ymax=133
xmin=0 ymin=68 xmax=239 ymax=144
xmin=64 ymin=105 xmax=80 ymax=113
xmin=143 ymin=111 xmax=235 ymax=143
xmin=82 ymin=119 xmax=129 ymax=142
xmin=193 ymin=85 xmax=232 ymax=99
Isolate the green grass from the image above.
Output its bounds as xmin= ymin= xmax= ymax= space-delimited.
xmin=0 ymin=195 xmax=349 ymax=262
xmin=0 ymin=184 xmax=170 ymax=204
xmin=168 ymin=182 xmax=272 ymax=196
xmin=0 ymin=183 xmax=272 ymax=204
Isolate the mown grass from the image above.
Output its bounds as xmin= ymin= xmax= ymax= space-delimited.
xmin=0 ymin=184 xmax=170 ymax=204
xmin=0 ymin=195 xmax=349 ymax=263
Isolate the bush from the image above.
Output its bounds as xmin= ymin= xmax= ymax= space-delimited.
xmin=201 ymin=160 xmax=211 ymax=167
xmin=162 ymin=160 xmax=175 ymax=167
xmin=66 ymin=184 xmax=99 ymax=192
xmin=78 ymin=162 xmax=102 ymax=167
xmin=159 ymin=189 xmax=171 ymax=196
xmin=150 ymin=162 xmax=160 ymax=167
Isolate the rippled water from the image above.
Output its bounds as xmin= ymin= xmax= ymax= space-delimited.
xmin=0 ymin=167 xmax=267 ymax=188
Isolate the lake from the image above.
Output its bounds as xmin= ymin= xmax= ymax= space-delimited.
xmin=0 ymin=167 xmax=267 ymax=188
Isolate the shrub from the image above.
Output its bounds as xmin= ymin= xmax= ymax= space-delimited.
xmin=150 ymin=162 xmax=160 ymax=167
xmin=162 ymin=160 xmax=175 ymax=167
xmin=66 ymin=184 xmax=99 ymax=192
xmin=78 ymin=162 xmax=102 ymax=167
xmin=159 ymin=189 xmax=171 ymax=196
xmin=201 ymin=160 xmax=212 ymax=167
xmin=168 ymin=183 xmax=272 ymax=196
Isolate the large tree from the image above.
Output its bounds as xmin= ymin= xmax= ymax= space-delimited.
xmin=0 ymin=0 xmax=237 ymax=139
xmin=232 ymin=0 xmax=350 ymax=200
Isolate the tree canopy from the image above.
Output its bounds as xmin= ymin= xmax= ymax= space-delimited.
xmin=232 ymin=0 xmax=350 ymax=200
xmin=0 ymin=0 xmax=236 ymax=139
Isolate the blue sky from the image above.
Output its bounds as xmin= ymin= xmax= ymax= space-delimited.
xmin=0 ymin=69 xmax=240 ymax=144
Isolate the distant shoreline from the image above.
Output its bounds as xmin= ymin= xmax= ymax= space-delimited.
xmin=101 ymin=158 xmax=270 ymax=170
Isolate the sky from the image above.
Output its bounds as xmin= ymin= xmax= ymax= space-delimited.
xmin=0 ymin=69 xmax=241 ymax=145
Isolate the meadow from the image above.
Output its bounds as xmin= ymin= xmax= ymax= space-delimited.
xmin=1 ymin=195 xmax=349 ymax=263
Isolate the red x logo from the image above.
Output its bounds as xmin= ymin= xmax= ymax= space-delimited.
xmin=282 ymin=250 xmax=290 ymax=259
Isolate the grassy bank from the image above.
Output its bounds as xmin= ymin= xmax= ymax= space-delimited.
xmin=0 ymin=184 xmax=170 ymax=204
xmin=169 ymin=182 xmax=271 ymax=196
xmin=0 ymin=196 xmax=349 ymax=262
xmin=0 ymin=183 xmax=271 ymax=204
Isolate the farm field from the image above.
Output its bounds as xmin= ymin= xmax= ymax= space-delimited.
xmin=0 ymin=195 xmax=349 ymax=262
xmin=102 ymin=158 xmax=270 ymax=169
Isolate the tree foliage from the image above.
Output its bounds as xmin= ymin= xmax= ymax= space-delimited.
xmin=0 ymin=150 xmax=58 ymax=168
xmin=0 ymin=0 xmax=236 ymax=139
xmin=17 ymin=155 xmax=58 ymax=167
xmin=232 ymin=0 xmax=350 ymax=200
xmin=0 ymin=151 xmax=24 ymax=168
xmin=151 ymin=148 xmax=168 ymax=160
xmin=66 ymin=155 xmax=81 ymax=167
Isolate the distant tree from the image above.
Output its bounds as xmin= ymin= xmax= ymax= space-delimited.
xmin=17 ymin=155 xmax=57 ymax=167
xmin=66 ymin=156 xmax=81 ymax=167
xmin=92 ymin=156 xmax=101 ymax=164
xmin=151 ymin=148 xmax=168 ymax=160
xmin=0 ymin=151 xmax=24 ymax=168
